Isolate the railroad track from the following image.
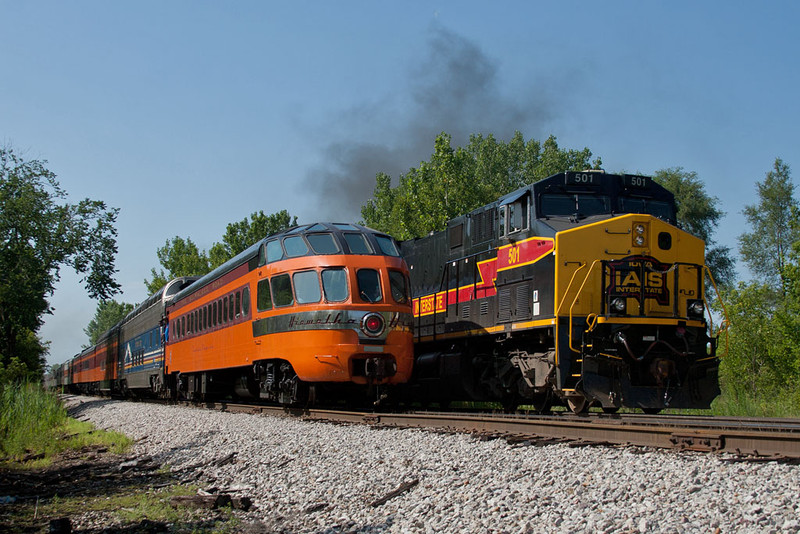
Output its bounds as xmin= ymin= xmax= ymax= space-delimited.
xmin=181 ymin=399 xmax=800 ymax=460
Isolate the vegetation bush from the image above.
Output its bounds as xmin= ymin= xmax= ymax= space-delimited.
xmin=0 ymin=381 xmax=132 ymax=464
xmin=0 ymin=382 xmax=68 ymax=460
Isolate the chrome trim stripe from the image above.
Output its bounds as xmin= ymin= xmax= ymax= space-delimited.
xmin=252 ymin=310 xmax=413 ymax=339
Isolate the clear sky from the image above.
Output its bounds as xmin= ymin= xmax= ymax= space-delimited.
xmin=2 ymin=1 xmax=798 ymax=366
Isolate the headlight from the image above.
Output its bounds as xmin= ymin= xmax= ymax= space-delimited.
xmin=687 ymin=300 xmax=705 ymax=318
xmin=361 ymin=313 xmax=385 ymax=337
xmin=632 ymin=223 xmax=647 ymax=247
xmin=611 ymin=297 xmax=627 ymax=314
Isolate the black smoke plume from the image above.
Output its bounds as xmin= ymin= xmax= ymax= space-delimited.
xmin=304 ymin=26 xmax=555 ymax=222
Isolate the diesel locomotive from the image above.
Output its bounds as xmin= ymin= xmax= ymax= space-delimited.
xmin=401 ymin=170 xmax=723 ymax=413
xmin=51 ymin=223 xmax=414 ymax=405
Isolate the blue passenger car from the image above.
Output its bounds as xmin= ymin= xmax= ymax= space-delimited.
xmin=118 ymin=277 xmax=198 ymax=396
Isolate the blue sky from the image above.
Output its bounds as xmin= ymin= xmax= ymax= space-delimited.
xmin=2 ymin=1 xmax=798 ymax=365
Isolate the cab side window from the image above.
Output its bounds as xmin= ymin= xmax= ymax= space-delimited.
xmin=257 ymin=279 xmax=273 ymax=311
xmin=500 ymin=196 xmax=529 ymax=236
xmin=271 ymin=274 xmax=294 ymax=307
xmin=389 ymin=270 xmax=409 ymax=304
xmin=508 ymin=197 xmax=529 ymax=233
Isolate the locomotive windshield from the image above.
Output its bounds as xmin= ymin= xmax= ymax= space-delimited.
xmin=540 ymin=193 xmax=611 ymax=218
xmin=539 ymin=193 xmax=676 ymax=221
xmin=618 ymin=197 xmax=675 ymax=221
xmin=531 ymin=172 xmax=678 ymax=225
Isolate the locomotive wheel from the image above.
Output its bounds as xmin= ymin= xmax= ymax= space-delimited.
xmin=602 ymin=406 xmax=620 ymax=414
xmin=642 ymin=407 xmax=662 ymax=414
xmin=566 ymin=396 xmax=589 ymax=414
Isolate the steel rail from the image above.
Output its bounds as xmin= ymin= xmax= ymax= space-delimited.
xmin=366 ymin=412 xmax=800 ymax=458
xmin=192 ymin=400 xmax=800 ymax=459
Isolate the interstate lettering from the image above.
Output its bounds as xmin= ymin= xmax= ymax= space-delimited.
xmin=435 ymin=293 xmax=445 ymax=312
xmin=419 ymin=296 xmax=435 ymax=315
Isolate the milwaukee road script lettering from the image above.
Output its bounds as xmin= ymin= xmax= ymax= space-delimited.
xmin=288 ymin=313 xmax=357 ymax=328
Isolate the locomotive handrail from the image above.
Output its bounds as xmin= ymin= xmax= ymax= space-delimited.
xmin=565 ymin=259 xmax=604 ymax=354
xmin=437 ymin=248 xmax=496 ymax=320
xmin=555 ymin=261 xmax=588 ymax=317
xmin=703 ymin=265 xmax=730 ymax=358
xmin=554 ymin=259 xmax=589 ymax=359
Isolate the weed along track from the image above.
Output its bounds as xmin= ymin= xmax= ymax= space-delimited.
xmin=0 ymin=397 xmax=249 ymax=533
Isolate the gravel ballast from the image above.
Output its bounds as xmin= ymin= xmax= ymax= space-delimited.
xmin=67 ymin=398 xmax=800 ymax=533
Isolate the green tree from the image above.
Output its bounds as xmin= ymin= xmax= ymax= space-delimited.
xmin=145 ymin=210 xmax=298 ymax=295
xmin=653 ymin=167 xmax=735 ymax=289
xmin=0 ymin=147 xmax=120 ymax=378
xmin=739 ymin=158 xmax=799 ymax=294
xmin=782 ymin=207 xmax=800 ymax=380
xmin=84 ymin=299 xmax=135 ymax=345
xmin=0 ymin=356 xmax=32 ymax=385
xmin=208 ymin=210 xmax=297 ymax=268
xmin=144 ymin=237 xmax=211 ymax=295
xmin=720 ymin=282 xmax=782 ymax=396
xmin=361 ymin=131 xmax=601 ymax=239
xmin=717 ymin=159 xmax=800 ymax=415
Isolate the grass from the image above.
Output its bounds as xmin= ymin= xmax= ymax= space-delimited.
xmin=0 ymin=383 xmax=132 ymax=466
xmin=42 ymin=485 xmax=207 ymax=524
xmin=0 ymin=382 xmax=70 ymax=461
xmin=0 ymin=384 xmax=243 ymax=532
xmin=710 ymin=388 xmax=800 ymax=418
xmin=6 ymin=483 xmax=241 ymax=533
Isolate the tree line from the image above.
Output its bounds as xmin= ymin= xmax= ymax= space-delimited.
xmin=86 ymin=209 xmax=298 ymax=345
xmin=1 ymin=139 xmax=798 ymax=415
xmin=1 ymin=147 xmax=120 ymax=383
